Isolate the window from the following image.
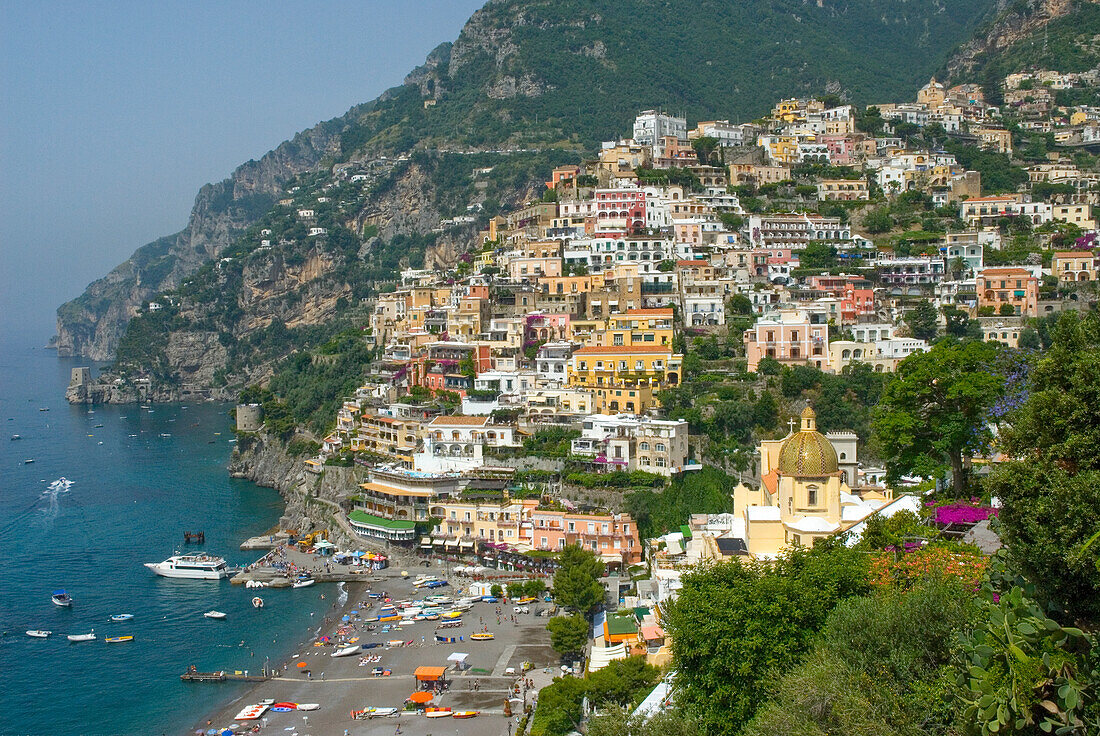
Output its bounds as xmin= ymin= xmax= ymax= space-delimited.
xmin=656 ymin=443 xmax=666 ymax=452
xmin=568 ymin=522 xmax=575 ymax=532
xmin=807 ymin=487 xmax=818 ymax=506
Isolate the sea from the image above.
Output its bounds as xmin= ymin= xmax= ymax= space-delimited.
xmin=0 ymin=336 xmax=331 ymax=736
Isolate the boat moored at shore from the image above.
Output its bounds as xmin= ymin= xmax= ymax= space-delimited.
xmin=144 ymin=554 xmax=229 ymax=580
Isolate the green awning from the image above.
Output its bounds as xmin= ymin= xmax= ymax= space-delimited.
xmin=679 ymin=524 xmax=692 ymax=540
xmin=348 ymin=510 xmax=416 ymax=530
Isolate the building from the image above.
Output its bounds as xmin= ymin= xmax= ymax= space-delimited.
xmin=743 ymin=309 xmax=829 ymax=371
xmin=567 ymin=345 xmax=682 ymax=414
xmin=1052 ymin=251 xmax=1097 ymax=284
xmin=633 ymin=110 xmax=687 ymax=146
xmin=353 ymin=466 xmax=465 ymax=526
xmin=730 ymin=408 xmax=892 ymax=558
xmin=817 ymin=178 xmax=869 ymax=201
xmin=570 ymin=414 xmax=691 ymax=475
xmin=745 ymin=213 xmax=851 ymax=248
xmin=976 ymin=267 xmax=1039 ymax=317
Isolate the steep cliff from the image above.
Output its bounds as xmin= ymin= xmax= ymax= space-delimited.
xmin=56 ymin=122 xmax=345 ymax=360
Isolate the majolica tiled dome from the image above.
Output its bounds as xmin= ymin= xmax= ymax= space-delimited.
xmin=777 ymin=407 xmax=838 ymax=476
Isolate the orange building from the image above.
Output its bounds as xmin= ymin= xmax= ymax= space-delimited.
xmin=976 ymin=267 xmax=1039 ymax=317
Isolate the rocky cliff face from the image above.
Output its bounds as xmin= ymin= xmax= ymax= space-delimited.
xmin=56 ymin=123 xmax=345 ymax=360
xmin=944 ymin=0 xmax=1078 ymax=81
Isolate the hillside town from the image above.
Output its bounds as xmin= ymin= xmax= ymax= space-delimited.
xmin=221 ymin=74 xmax=1100 ymax=734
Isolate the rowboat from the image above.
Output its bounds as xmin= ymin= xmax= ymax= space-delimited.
xmin=233 ymin=704 xmax=269 ymax=720
xmin=203 ymin=610 xmax=227 ymax=620
xmin=331 ymin=644 xmax=361 ymax=658
xmin=25 ymin=630 xmax=51 ymax=639
xmin=52 ymin=590 xmax=73 ymax=607
xmin=271 ymin=702 xmax=297 ymax=710
xmin=297 ymin=703 xmax=319 ymax=711
xmin=105 ymin=635 xmax=133 ymax=644
xmin=424 ymin=707 xmax=452 ymax=718
xmin=67 ymin=631 xmax=95 ymax=642
xmin=470 ymin=632 xmax=495 ymax=641
xmin=110 ymin=613 xmax=134 ymax=622
xmin=453 ymin=711 xmax=480 ymax=719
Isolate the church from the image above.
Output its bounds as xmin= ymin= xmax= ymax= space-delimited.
xmin=732 ymin=407 xmax=893 ymax=558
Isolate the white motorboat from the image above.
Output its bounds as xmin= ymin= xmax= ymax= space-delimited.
xmin=252 ymin=597 xmax=264 ymax=608
xmin=144 ymin=553 xmax=230 ymax=580
xmin=110 ymin=613 xmax=134 ymax=622
xmin=203 ymin=610 xmax=227 ymax=620
xmin=51 ymin=590 xmax=73 ymax=607
xmin=25 ymin=630 xmax=51 ymax=639
xmin=331 ymin=644 xmax=361 ymax=658
xmin=67 ymin=631 xmax=95 ymax=642
xmin=292 ymin=578 xmax=316 ymax=588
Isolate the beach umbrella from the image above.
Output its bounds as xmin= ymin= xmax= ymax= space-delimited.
xmin=296 ymin=661 xmax=308 ymax=669
xmin=221 ymin=730 xmax=233 ymax=736
xmin=408 ymin=691 xmax=433 ymax=704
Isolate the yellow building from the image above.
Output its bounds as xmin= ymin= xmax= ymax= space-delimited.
xmin=600 ymin=308 xmax=675 ymax=347
xmin=732 ymin=408 xmax=891 ymax=558
xmin=567 ymin=345 xmax=682 ymax=414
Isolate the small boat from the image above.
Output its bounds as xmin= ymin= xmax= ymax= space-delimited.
xmin=93 ymin=424 xmax=103 ymax=428
xmin=10 ymin=434 xmax=21 ymax=440
xmin=292 ymin=578 xmax=316 ymax=588
xmin=203 ymin=610 xmax=227 ymax=620
xmin=470 ymin=632 xmax=495 ymax=641
xmin=252 ymin=596 xmax=264 ymax=608
xmin=296 ymin=703 xmax=319 ymax=711
xmin=24 ymin=458 xmax=35 ymax=464
xmin=25 ymin=630 xmax=51 ymax=639
xmin=331 ymin=644 xmax=361 ymax=658
xmin=39 ymin=407 xmax=49 ymax=412
xmin=453 ymin=711 xmax=480 ymax=719
xmin=271 ymin=702 xmax=297 ymax=711
xmin=365 ymin=707 xmax=399 ymax=719
xmin=424 ymin=707 xmax=452 ymax=718
xmin=109 ymin=614 xmax=134 ymax=622
xmin=67 ymin=631 xmax=95 ymax=642
xmin=234 ymin=704 xmax=269 ymax=720
xmin=52 ymin=590 xmax=73 ymax=607
xmin=105 ymin=635 xmax=133 ymax=644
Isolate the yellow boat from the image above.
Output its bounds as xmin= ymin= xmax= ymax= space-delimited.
xmin=441 ymin=611 xmax=462 ymax=620
xmin=105 ymin=635 xmax=133 ymax=644
xmin=470 ymin=632 xmax=494 ymax=641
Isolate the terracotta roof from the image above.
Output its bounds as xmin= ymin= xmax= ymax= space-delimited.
xmin=980 ymin=267 xmax=1033 ymax=275
xmin=428 ymin=416 xmax=488 ymax=426
xmin=573 ymin=346 xmax=674 ymax=355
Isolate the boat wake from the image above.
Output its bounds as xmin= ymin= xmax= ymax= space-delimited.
xmin=40 ymin=477 xmax=73 ymax=521
xmin=336 ymin=581 xmax=348 ymax=607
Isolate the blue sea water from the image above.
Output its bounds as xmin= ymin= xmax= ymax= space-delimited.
xmin=0 ymin=337 xmax=328 ymax=736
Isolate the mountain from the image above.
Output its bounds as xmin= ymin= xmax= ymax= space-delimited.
xmin=57 ymin=0 xmax=999 ymax=368
xmin=944 ymin=0 xmax=1100 ymax=97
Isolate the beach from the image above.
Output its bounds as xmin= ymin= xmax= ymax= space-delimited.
xmin=189 ymin=568 xmax=560 ymax=736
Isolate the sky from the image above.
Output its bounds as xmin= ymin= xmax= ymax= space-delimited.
xmin=0 ymin=0 xmax=484 ymax=343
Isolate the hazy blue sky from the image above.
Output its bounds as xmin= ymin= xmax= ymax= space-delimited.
xmin=0 ymin=1 xmax=484 ymax=342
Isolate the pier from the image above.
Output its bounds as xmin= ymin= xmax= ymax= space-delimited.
xmin=181 ymin=666 xmax=269 ymax=683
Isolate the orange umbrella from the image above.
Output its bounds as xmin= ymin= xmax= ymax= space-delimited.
xmin=408 ymin=691 xmax=433 ymax=704
xmin=297 ymin=661 xmax=309 ymax=668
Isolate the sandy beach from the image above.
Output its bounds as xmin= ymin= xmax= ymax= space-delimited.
xmin=187 ymin=568 xmax=560 ymax=736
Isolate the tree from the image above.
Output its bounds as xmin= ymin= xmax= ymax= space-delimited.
xmin=691 ymin=136 xmax=721 ymax=166
xmin=727 ymin=293 xmax=753 ymax=315
xmin=863 ymin=207 xmax=893 ymax=234
xmin=944 ymin=306 xmax=982 ymax=339
xmin=904 ymin=300 xmax=939 ymax=341
xmin=552 ymin=546 xmax=606 ymax=616
xmin=756 ymin=355 xmax=781 ymax=375
xmin=663 ymin=547 xmax=869 ymax=735
xmin=490 ymin=584 xmax=503 ymax=598
xmin=1017 ymin=326 xmax=1041 ymax=350
xmin=985 ymin=312 xmax=1100 ymax=619
xmin=999 ymin=302 xmax=1017 ymax=316
xmin=587 ymin=707 xmax=703 ymax=736
xmin=872 ymin=339 xmax=1005 ymax=495
xmin=800 ymin=240 xmax=837 ymax=269
xmin=547 ymin=614 xmax=590 ymax=658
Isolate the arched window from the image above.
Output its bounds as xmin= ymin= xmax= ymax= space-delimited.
xmin=807 ymin=485 xmax=818 ymax=507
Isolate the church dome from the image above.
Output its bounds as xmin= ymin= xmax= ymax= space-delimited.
xmin=777 ymin=407 xmax=839 ymax=477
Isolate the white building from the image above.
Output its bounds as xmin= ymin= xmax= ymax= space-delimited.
xmin=633 ymin=110 xmax=687 ymax=146
xmin=570 ymin=414 xmax=691 ymax=476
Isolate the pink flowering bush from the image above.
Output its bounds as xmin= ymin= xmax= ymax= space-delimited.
xmin=934 ymin=504 xmax=997 ymax=525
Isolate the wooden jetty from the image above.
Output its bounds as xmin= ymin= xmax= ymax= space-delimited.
xmin=181 ymin=665 xmax=268 ymax=683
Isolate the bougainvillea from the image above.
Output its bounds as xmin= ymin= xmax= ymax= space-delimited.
xmin=868 ymin=546 xmax=988 ymax=590
xmin=934 ymin=503 xmax=998 ymax=525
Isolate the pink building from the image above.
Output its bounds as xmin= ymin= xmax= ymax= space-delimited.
xmin=529 ymin=509 xmax=641 ymax=564
xmin=744 ymin=308 xmax=829 ymax=371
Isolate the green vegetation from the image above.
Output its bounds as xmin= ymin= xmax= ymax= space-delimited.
xmin=626 ymin=466 xmax=736 ymax=541
xmin=873 ymin=339 xmax=1006 ymax=495
xmin=551 ymin=546 xmax=606 ymax=616
xmin=564 ymin=470 xmax=666 ymax=490
xmin=664 ymin=546 xmax=871 ymax=735
xmin=530 ymin=657 xmax=660 ymax=736
xmin=547 ymin=613 xmax=589 ymax=658
xmin=522 ymin=427 xmax=581 ymax=458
